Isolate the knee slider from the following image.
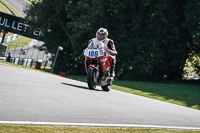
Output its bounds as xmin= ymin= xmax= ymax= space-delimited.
xmin=112 ymin=59 xmax=116 ymax=65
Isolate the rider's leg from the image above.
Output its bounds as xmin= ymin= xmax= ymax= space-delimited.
xmin=109 ymin=57 xmax=116 ymax=77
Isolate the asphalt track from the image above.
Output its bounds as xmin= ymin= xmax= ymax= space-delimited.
xmin=1 ymin=0 xmax=200 ymax=130
xmin=0 ymin=64 xmax=200 ymax=129
xmin=4 ymin=0 xmax=28 ymax=17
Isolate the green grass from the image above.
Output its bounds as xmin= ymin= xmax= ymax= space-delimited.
xmin=1 ymin=0 xmax=22 ymax=17
xmin=0 ymin=125 xmax=199 ymax=133
xmin=67 ymin=75 xmax=200 ymax=110
xmin=9 ymin=36 xmax=32 ymax=44
xmin=6 ymin=43 xmax=24 ymax=49
xmin=0 ymin=2 xmax=12 ymax=14
xmin=6 ymin=36 xmax=32 ymax=49
xmin=25 ymin=0 xmax=41 ymax=4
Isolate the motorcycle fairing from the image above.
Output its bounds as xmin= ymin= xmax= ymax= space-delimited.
xmin=98 ymin=57 xmax=110 ymax=72
xmin=88 ymin=64 xmax=99 ymax=71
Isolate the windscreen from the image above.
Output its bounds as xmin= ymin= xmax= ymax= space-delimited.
xmin=88 ymin=40 xmax=104 ymax=49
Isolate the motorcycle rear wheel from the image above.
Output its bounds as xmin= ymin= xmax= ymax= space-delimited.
xmin=87 ymin=67 xmax=97 ymax=90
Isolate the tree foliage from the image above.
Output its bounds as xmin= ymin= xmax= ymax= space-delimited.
xmin=25 ymin=0 xmax=200 ymax=81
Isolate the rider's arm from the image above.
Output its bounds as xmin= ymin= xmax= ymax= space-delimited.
xmin=107 ymin=40 xmax=117 ymax=55
xmin=87 ymin=39 xmax=92 ymax=49
xmin=88 ymin=39 xmax=92 ymax=44
xmin=83 ymin=39 xmax=92 ymax=54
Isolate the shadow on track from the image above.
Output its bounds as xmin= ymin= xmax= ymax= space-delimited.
xmin=61 ymin=82 xmax=102 ymax=91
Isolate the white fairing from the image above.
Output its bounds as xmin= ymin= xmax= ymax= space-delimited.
xmin=89 ymin=38 xmax=105 ymax=49
xmin=84 ymin=39 xmax=105 ymax=58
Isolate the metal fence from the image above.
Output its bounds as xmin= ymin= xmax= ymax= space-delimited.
xmin=0 ymin=43 xmax=52 ymax=69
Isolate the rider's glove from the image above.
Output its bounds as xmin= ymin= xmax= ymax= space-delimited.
xmin=106 ymin=49 xmax=111 ymax=54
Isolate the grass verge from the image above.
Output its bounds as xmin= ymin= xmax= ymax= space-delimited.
xmin=1 ymin=0 xmax=22 ymax=17
xmin=0 ymin=1 xmax=12 ymax=14
xmin=0 ymin=125 xmax=199 ymax=133
xmin=6 ymin=36 xmax=32 ymax=49
xmin=8 ymin=36 xmax=32 ymax=44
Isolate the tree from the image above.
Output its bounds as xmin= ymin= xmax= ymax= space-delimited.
xmin=25 ymin=0 xmax=84 ymax=74
xmin=25 ymin=0 xmax=200 ymax=81
xmin=183 ymin=0 xmax=200 ymax=77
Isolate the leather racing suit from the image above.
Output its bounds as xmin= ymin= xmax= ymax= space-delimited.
xmin=88 ymin=38 xmax=117 ymax=76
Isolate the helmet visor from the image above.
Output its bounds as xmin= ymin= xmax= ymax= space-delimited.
xmin=97 ymin=34 xmax=105 ymax=41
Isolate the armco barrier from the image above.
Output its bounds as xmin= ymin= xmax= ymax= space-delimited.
xmin=8 ymin=57 xmax=50 ymax=67
xmin=17 ymin=58 xmax=25 ymax=65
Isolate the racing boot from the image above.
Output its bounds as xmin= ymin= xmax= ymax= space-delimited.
xmin=110 ymin=66 xmax=115 ymax=77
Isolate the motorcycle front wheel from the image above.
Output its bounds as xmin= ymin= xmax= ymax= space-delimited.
xmin=87 ymin=67 xmax=97 ymax=90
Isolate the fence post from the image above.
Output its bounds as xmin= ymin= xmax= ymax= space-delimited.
xmin=6 ymin=43 xmax=11 ymax=58
xmin=25 ymin=46 xmax=29 ymax=59
xmin=37 ymin=50 xmax=40 ymax=60
xmin=13 ymin=43 xmax=18 ymax=58
xmin=31 ymin=46 xmax=35 ymax=60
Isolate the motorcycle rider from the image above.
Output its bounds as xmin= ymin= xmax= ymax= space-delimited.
xmin=88 ymin=28 xmax=117 ymax=77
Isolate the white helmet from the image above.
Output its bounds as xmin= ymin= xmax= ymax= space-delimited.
xmin=96 ymin=28 xmax=108 ymax=41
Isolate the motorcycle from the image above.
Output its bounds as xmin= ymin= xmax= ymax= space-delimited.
xmin=21 ymin=48 xmax=26 ymax=55
xmin=84 ymin=40 xmax=114 ymax=91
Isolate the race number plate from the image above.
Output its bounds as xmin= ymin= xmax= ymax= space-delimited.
xmin=84 ymin=49 xmax=104 ymax=58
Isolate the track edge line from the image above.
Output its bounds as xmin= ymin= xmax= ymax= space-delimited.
xmin=0 ymin=121 xmax=200 ymax=130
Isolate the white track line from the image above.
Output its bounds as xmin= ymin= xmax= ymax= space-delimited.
xmin=0 ymin=121 xmax=200 ymax=130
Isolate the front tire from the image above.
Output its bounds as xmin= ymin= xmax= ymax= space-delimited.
xmin=87 ymin=67 xmax=97 ymax=90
